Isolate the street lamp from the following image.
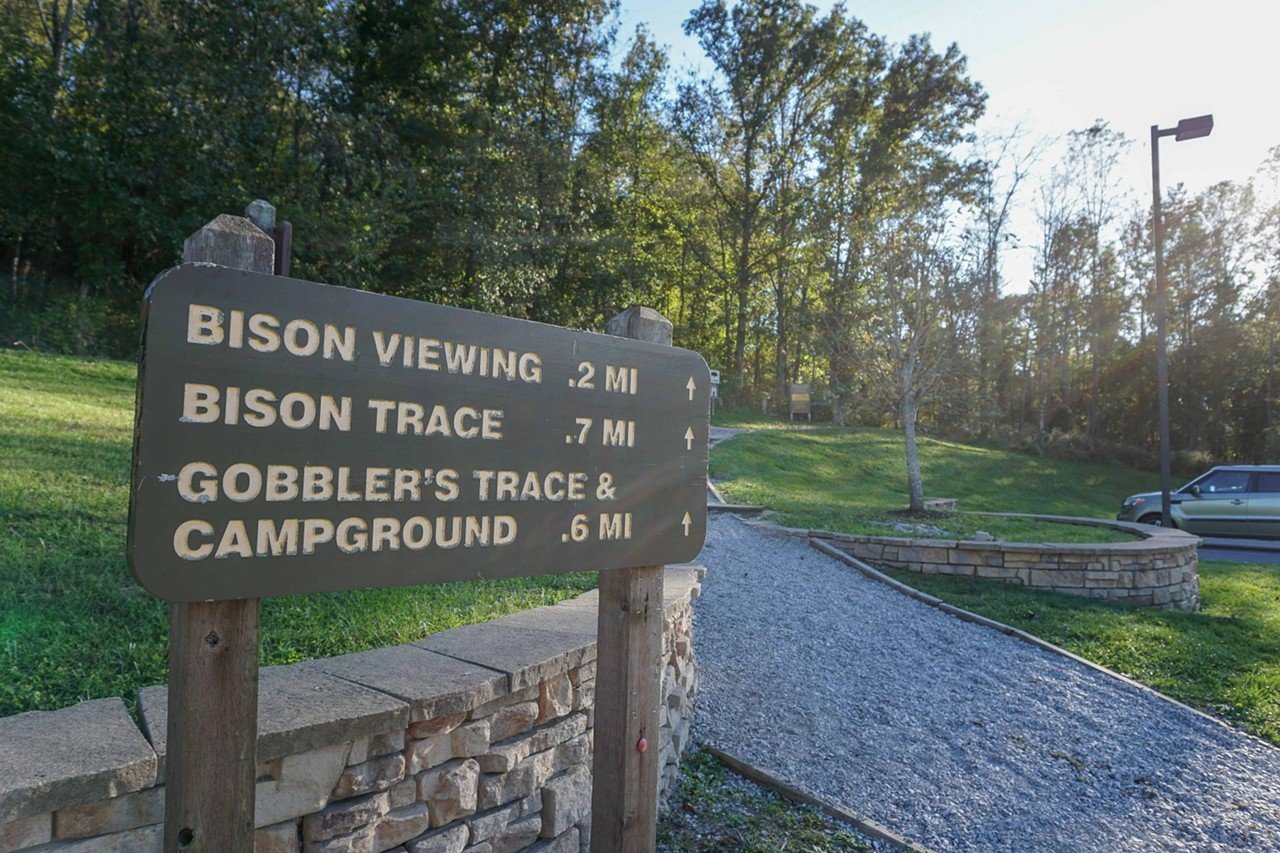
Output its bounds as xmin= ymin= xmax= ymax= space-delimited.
xmin=1151 ymin=113 xmax=1213 ymax=526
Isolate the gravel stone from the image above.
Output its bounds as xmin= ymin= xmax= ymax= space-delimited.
xmin=693 ymin=515 xmax=1280 ymax=851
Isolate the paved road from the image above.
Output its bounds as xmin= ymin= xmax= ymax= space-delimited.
xmin=1199 ymin=536 xmax=1280 ymax=563
xmin=693 ymin=515 xmax=1280 ymax=851
xmin=1201 ymin=545 xmax=1280 ymax=563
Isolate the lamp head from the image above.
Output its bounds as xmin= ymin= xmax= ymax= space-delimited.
xmin=1174 ymin=114 xmax=1214 ymax=141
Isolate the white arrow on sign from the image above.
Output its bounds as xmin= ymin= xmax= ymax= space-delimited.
xmin=684 ymin=427 xmax=695 ymax=450
xmin=686 ymin=377 xmax=697 ymax=400
xmin=682 ymin=512 xmax=692 ymax=536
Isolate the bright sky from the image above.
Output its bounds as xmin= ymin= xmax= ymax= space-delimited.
xmin=616 ymin=0 xmax=1278 ymax=291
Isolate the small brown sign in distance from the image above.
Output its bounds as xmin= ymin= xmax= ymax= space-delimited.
xmin=128 ymin=264 xmax=709 ymax=601
xmin=789 ymin=383 xmax=811 ymax=420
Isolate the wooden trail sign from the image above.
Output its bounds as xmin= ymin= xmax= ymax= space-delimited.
xmin=789 ymin=382 xmax=811 ymax=422
xmin=144 ymin=207 xmax=703 ymax=853
xmin=128 ymin=264 xmax=710 ymax=602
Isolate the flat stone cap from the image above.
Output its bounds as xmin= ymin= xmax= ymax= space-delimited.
xmin=414 ymin=567 xmax=702 ymax=691
xmin=415 ymin=620 xmax=596 ymax=693
xmin=0 ymin=698 xmax=157 ymax=823
xmin=299 ymin=644 xmax=508 ymax=723
xmin=138 ymin=665 xmax=407 ymax=781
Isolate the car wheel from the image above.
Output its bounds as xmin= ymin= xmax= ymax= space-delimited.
xmin=1137 ymin=513 xmax=1164 ymax=527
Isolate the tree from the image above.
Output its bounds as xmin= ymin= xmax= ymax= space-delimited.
xmin=676 ymin=0 xmax=846 ymax=401
xmin=813 ymin=33 xmax=984 ymax=416
xmin=854 ymin=204 xmax=975 ymax=510
xmin=967 ymin=129 xmax=1043 ymax=432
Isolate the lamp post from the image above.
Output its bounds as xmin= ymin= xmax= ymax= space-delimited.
xmin=1151 ymin=114 xmax=1213 ymax=526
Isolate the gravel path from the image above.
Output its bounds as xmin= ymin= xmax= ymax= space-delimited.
xmin=693 ymin=515 xmax=1280 ymax=851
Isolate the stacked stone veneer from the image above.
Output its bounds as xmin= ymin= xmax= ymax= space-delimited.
xmin=809 ymin=518 xmax=1201 ymax=611
xmin=0 ymin=566 xmax=701 ymax=852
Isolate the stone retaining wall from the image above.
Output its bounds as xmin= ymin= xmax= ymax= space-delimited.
xmin=0 ymin=567 xmax=701 ymax=852
xmin=809 ymin=518 xmax=1200 ymax=611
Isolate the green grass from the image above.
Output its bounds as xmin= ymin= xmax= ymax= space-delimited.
xmin=712 ymin=427 xmax=1151 ymax=543
xmin=0 ymin=349 xmax=596 ymax=716
xmin=880 ymin=561 xmax=1280 ymax=745
xmin=658 ymin=748 xmax=870 ymax=852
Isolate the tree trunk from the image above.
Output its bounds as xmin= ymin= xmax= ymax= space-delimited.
xmin=732 ymin=254 xmax=749 ymax=399
xmin=774 ymin=279 xmax=788 ymax=403
xmin=902 ymin=393 xmax=924 ymax=512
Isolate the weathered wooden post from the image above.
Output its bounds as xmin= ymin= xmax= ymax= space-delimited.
xmin=161 ymin=210 xmax=275 ymax=851
xmin=590 ymin=306 xmax=671 ymax=853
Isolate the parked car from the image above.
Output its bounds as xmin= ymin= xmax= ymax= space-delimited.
xmin=1117 ymin=465 xmax=1280 ymax=537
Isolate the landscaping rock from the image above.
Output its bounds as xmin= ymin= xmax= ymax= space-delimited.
xmin=256 ymin=744 xmax=350 ymax=827
xmin=490 ymin=815 xmax=541 ymax=852
xmin=374 ymin=803 xmax=429 ymax=850
xmin=465 ymin=801 xmax=520 ymax=843
xmin=53 ymin=785 xmax=162 ymax=840
xmin=255 ymin=820 xmax=300 ymax=853
xmin=526 ymin=826 xmax=578 ymax=853
xmin=0 ymin=813 xmax=51 ymax=849
xmin=302 ymin=791 xmax=388 ymax=842
xmin=42 ymin=822 xmax=163 ymax=851
xmin=540 ymin=765 xmax=590 ymax=838
xmin=417 ymin=759 xmax=479 ymax=826
xmin=332 ymin=753 xmax=405 ymax=799
xmin=488 ymin=701 xmax=539 ymax=742
xmin=477 ymin=765 xmax=536 ymax=811
xmin=389 ymin=778 xmax=416 ymax=810
xmin=405 ymin=822 xmax=467 ymax=853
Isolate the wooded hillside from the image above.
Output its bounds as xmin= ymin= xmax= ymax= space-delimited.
xmin=4 ymin=0 xmax=1278 ymax=466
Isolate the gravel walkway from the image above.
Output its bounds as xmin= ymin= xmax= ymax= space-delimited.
xmin=693 ymin=515 xmax=1280 ymax=851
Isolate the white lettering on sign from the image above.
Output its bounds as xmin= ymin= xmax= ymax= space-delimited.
xmin=180 ymin=384 xmax=352 ymax=431
xmin=371 ymin=331 xmax=543 ymax=384
xmin=604 ymin=365 xmax=638 ymax=394
xmin=366 ymin=399 xmax=503 ymax=439
xmin=602 ymin=419 xmax=636 ymax=447
xmin=187 ymin=304 xmax=356 ymax=361
xmin=173 ymin=514 xmax=518 ymax=560
xmin=175 ymin=461 xmax=462 ymax=504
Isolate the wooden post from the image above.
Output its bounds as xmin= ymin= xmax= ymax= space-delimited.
xmin=163 ymin=209 xmax=275 ymax=851
xmin=590 ymin=307 xmax=670 ymax=853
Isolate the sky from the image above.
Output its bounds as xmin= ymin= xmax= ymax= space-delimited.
xmin=616 ymin=0 xmax=1277 ymax=291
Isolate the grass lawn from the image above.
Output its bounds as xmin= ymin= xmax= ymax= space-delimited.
xmin=658 ymin=748 xmax=870 ymax=851
xmin=0 ymin=349 xmax=595 ymax=716
xmin=711 ymin=426 xmax=1150 ymax=543
xmin=881 ymin=561 xmax=1280 ymax=746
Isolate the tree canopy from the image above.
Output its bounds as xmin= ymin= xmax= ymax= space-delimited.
xmin=4 ymin=0 xmax=1278 ymax=474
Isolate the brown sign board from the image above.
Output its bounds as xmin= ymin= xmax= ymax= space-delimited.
xmin=789 ymin=383 xmax=811 ymax=414
xmin=128 ymin=264 xmax=710 ymax=601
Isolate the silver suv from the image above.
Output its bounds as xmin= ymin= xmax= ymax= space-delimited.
xmin=1117 ymin=465 xmax=1280 ymax=537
